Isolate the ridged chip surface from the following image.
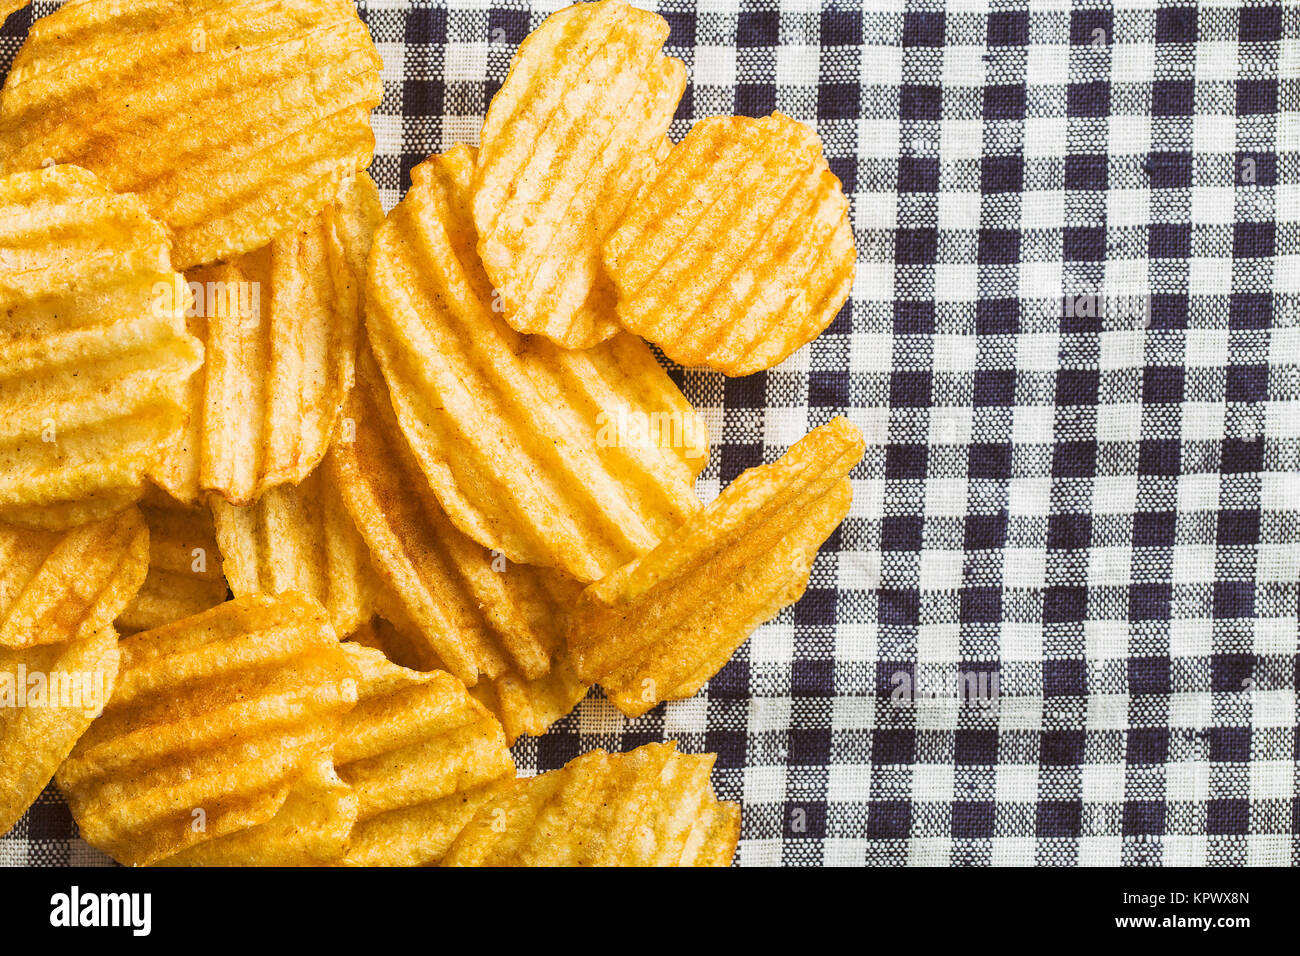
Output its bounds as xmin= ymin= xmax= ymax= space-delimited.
xmin=328 ymin=349 xmax=590 ymax=737
xmin=0 ymin=0 xmax=384 ymax=270
xmin=56 ymin=592 xmax=358 ymax=866
xmin=212 ymin=465 xmax=378 ymax=638
xmin=0 ymin=507 xmax=148 ymax=650
xmin=365 ymin=600 xmax=590 ymax=747
xmin=334 ymin=644 xmax=516 ymax=866
xmin=473 ymin=0 xmax=685 ymax=348
xmin=366 ymin=145 xmax=706 ymax=582
xmin=117 ymin=491 xmax=228 ymax=635
xmin=604 ymin=113 xmax=856 ymax=376
xmin=441 ymin=742 xmax=740 ymax=867
xmin=152 ymin=171 xmax=383 ymax=505
xmin=0 ymin=627 xmax=119 ymax=835
xmin=0 ymin=165 xmax=203 ymax=528
xmin=466 ymin=647 xmax=589 ymax=745
xmin=568 ymin=417 xmax=864 ymax=717
xmin=154 ymin=753 xmax=356 ymax=866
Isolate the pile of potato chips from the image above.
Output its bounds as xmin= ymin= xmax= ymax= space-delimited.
xmin=0 ymin=0 xmax=862 ymax=867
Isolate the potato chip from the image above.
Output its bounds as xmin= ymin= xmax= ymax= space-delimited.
xmin=365 ymin=597 xmax=589 ymax=746
xmin=0 ymin=0 xmax=384 ymax=270
xmin=0 ymin=492 xmax=147 ymax=535
xmin=328 ymin=352 xmax=559 ymax=684
xmin=144 ymin=308 xmax=207 ymax=507
xmin=328 ymin=350 xmax=590 ymax=737
xmin=680 ymin=798 xmax=743 ymax=867
xmin=0 ymin=628 xmax=118 ymax=835
xmin=473 ymin=0 xmax=685 ymax=348
xmin=345 ymin=615 xmax=401 ymax=658
xmin=0 ymin=165 xmax=203 ymax=528
xmin=604 ymin=112 xmax=856 ymax=376
xmin=0 ymin=507 xmax=148 ymax=650
xmin=366 ymin=145 xmax=706 ymax=582
xmin=152 ymin=171 xmax=383 ymax=505
xmin=466 ymin=648 xmax=589 ymax=745
xmin=212 ymin=465 xmax=378 ymax=638
xmin=154 ymin=753 xmax=355 ymax=867
xmin=56 ymin=592 xmax=357 ymax=867
xmin=441 ymin=742 xmax=740 ymax=867
xmin=569 ymin=417 xmax=864 ymax=717
xmin=116 ymin=491 xmax=228 ymax=635
xmin=334 ymin=644 xmax=516 ymax=866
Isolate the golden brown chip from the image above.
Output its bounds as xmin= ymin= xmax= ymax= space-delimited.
xmin=212 ymin=465 xmax=378 ymax=638
xmin=0 ymin=492 xmax=147 ymax=536
xmin=116 ymin=491 xmax=228 ymax=635
xmin=359 ymin=615 xmax=588 ymax=746
xmin=441 ymin=742 xmax=740 ymax=867
xmin=680 ymin=798 xmax=743 ymax=867
xmin=0 ymin=508 xmax=148 ymax=650
xmin=56 ymin=592 xmax=358 ymax=867
xmin=466 ymin=648 xmax=589 ymax=745
xmin=0 ymin=165 xmax=204 ymax=528
xmin=0 ymin=0 xmax=384 ymax=270
xmin=154 ymin=753 xmax=355 ymax=867
xmin=334 ymin=644 xmax=516 ymax=866
xmin=604 ymin=112 xmax=856 ymax=375
xmin=368 ymin=597 xmax=589 ymax=747
xmin=569 ymin=417 xmax=864 ymax=717
xmin=0 ymin=628 xmax=119 ymax=835
xmin=473 ymin=0 xmax=685 ymax=348
xmin=345 ymin=615 xmax=399 ymax=658
xmin=151 ymin=171 xmax=383 ymax=505
xmin=366 ymin=145 xmax=706 ymax=582
xmin=144 ymin=307 xmax=208 ymax=506
xmin=327 ymin=349 xmax=590 ymax=736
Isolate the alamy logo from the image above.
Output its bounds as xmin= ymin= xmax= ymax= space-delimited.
xmin=0 ymin=665 xmax=108 ymax=716
xmin=49 ymin=886 xmax=151 ymax=936
xmin=594 ymin=407 xmax=707 ymax=457
xmin=1059 ymin=284 xmax=1152 ymax=327
xmin=888 ymin=669 xmax=1000 ymax=712
xmin=152 ymin=276 xmax=261 ymax=322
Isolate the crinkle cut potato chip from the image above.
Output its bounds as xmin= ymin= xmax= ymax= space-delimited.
xmin=0 ymin=507 xmax=148 ymax=650
xmin=0 ymin=166 xmax=203 ymax=529
xmin=56 ymin=592 xmax=358 ymax=867
xmin=0 ymin=0 xmax=384 ymax=270
xmin=327 ymin=349 xmax=590 ymax=738
xmin=604 ymin=112 xmax=856 ymax=376
xmin=346 ymin=614 xmax=402 ymax=660
xmin=212 ymin=465 xmax=377 ymax=638
xmin=370 ymin=596 xmax=590 ymax=746
xmin=442 ymin=742 xmax=740 ymax=867
xmin=473 ymin=0 xmax=686 ymax=348
xmin=152 ymin=171 xmax=383 ymax=505
xmin=466 ymin=646 xmax=589 ymax=746
xmin=0 ymin=627 xmax=119 ymax=836
xmin=155 ymin=753 xmax=356 ymax=867
xmin=117 ymin=490 xmax=228 ymax=635
xmin=568 ymin=417 xmax=865 ymax=717
xmin=146 ymin=306 xmax=207 ymax=507
xmin=334 ymin=644 xmax=516 ymax=866
xmin=366 ymin=145 xmax=707 ymax=582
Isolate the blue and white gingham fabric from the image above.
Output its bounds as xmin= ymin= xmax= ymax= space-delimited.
xmin=1 ymin=0 xmax=1296 ymax=867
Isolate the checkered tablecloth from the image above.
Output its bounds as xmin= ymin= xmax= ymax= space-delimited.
xmin=2 ymin=0 xmax=1297 ymax=868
